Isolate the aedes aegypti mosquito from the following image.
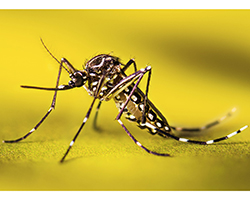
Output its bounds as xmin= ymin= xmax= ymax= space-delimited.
xmin=3 ymin=39 xmax=248 ymax=162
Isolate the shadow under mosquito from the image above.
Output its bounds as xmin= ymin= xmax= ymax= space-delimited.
xmin=174 ymin=132 xmax=208 ymax=138
xmin=59 ymin=154 xmax=98 ymax=164
xmin=3 ymin=139 xmax=57 ymax=144
xmin=92 ymin=125 xmax=104 ymax=133
xmin=59 ymin=157 xmax=83 ymax=164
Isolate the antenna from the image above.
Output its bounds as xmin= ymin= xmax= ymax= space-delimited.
xmin=40 ymin=38 xmax=70 ymax=74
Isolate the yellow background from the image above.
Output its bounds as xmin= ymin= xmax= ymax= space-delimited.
xmin=1 ymin=10 xmax=250 ymax=190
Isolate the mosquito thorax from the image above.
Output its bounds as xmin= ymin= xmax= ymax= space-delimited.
xmin=85 ymin=54 xmax=121 ymax=75
xmin=84 ymin=54 xmax=124 ymax=98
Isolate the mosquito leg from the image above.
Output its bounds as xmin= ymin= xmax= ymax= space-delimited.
xmin=92 ymin=59 xmax=136 ymax=129
xmin=61 ymin=74 xmax=106 ymax=162
xmin=117 ymin=119 xmax=170 ymax=156
xmin=3 ymin=60 xmax=64 ymax=143
xmin=141 ymin=66 xmax=151 ymax=125
xmin=115 ymin=66 xmax=152 ymax=121
xmin=115 ymin=66 xmax=170 ymax=156
xmin=122 ymin=58 xmax=137 ymax=73
xmin=60 ymin=97 xmax=97 ymax=163
xmin=156 ymin=125 xmax=248 ymax=145
xmin=93 ymin=100 xmax=102 ymax=131
xmin=171 ymin=107 xmax=237 ymax=132
xmin=92 ymin=60 xmax=137 ymax=130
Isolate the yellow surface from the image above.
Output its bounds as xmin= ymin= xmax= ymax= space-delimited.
xmin=1 ymin=10 xmax=250 ymax=190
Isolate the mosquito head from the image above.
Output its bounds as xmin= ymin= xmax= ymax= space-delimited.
xmin=68 ymin=70 xmax=88 ymax=88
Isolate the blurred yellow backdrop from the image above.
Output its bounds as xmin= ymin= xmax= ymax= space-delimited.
xmin=1 ymin=10 xmax=250 ymax=190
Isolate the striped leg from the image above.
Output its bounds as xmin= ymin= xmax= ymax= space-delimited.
xmin=116 ymin=66 xmax=170 ymax=156
xmin=171 ymin=107 xmax=237 ymax=132
xmin=118 ymin=119 xmax=170 ymax=156
xmin=92 ymin=59 xmax=137 ymax=130
xmin=3 ymin=59 xmax=64 ymax=143
xmin=93 ymin=101 xmax=103 ymax=131
xmin=60 ymin=97 xmax=97 ymax=163
xmin=116 ymin=66 xmax=151 ymax=121
xmin=121 ymin=58 xmax=137 ymax=74
xmin=156 ymin=125 xmax=248 ymax=145
xmin=61 ymin=75 xmax=106 ymax=162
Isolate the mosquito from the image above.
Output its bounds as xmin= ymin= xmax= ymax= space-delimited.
xmin=3 ymin=39 xmax=248 ymax=162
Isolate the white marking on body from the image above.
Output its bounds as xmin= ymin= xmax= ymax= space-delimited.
xmin=30 ymin=128 xmax=36 ymax=133
xmin=146 ymin=66 xmax=151 ymax=70
xmin=179 ymin=138 xmax=188 ymax=142
xmin=139 ymin=104 xmax=144 ymax=110
xmin=125 ymin=87 xmax=130 ymax=93
xmin=164 ymin=126 xmax=169 ymax=131
xmin=156 ymin=122 xmax=162 ymax=128
xmin=101 ymin=86 xmax=108 ymax=91
xmin=92 ymin=57 xmax=105 ymax=68
xmin=140 ymin=123 xmax=146 ymax=126
xmin=91 ymin=81 xmax=98 ymax=86
xmin=90 ymin=73 xmax=96 ymax=76
xmin=240 ymin=125 xmax=248 ymax=132
xmin=206 ymin=140 xmax=214 ymax=144
xmin=129 ymin=115 xmax=136 ymax=120
xmin=83 ymin=117 xmax=88 ymax=123
xmin=70 ymin=141 xmax=74 ymax=146
xmin=227 ymin=131 xmax=238 ymax=138
xmin=136 ymin=141 xmax=142 ymax=147
xmin=145 ymin=122 xmax=156 ymax=130
xmin=58 ymin=85 xmax=65 ymax=89
xmin=131 ymin=95 xmax=137 ymax=102
xmin=148 ymin=113 xmax=154 ymax=121
xmin=118 ymin=119 xmax=123 ymax=125
xmin=152 ymin=129 xmax=157 ymax=133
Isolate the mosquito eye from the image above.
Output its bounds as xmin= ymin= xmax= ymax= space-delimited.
xmin=71 ymin=72 xmax=84 ymax=87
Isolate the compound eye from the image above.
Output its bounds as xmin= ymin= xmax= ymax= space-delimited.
xmin=72 ymin=72 xmax=84 ymax=87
